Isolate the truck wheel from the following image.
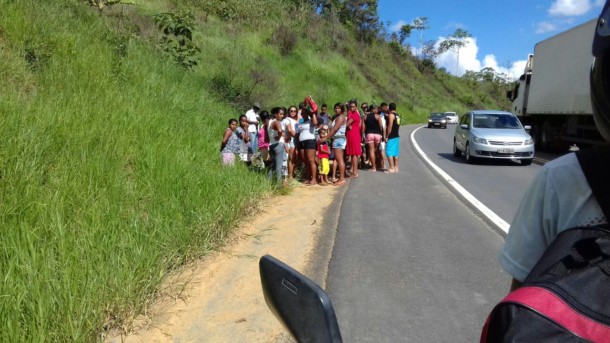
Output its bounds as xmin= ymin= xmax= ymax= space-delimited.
xmin=538 ymin=121 xmax=552 ymax=151
xmin=465 ymin=143 xmax=477 ymax=164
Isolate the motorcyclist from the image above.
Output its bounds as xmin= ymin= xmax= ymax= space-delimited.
xmin=500 ymin=0 xmax=610 ymax=291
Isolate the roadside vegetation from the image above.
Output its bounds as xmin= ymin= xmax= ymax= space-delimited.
xmin=0 ymin=0 xmax=511 ymax=341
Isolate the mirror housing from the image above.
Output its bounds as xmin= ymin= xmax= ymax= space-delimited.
xmin=524 ymin=125 xmax=532 ymax=131
xmin=460 ymin=124 xmax=469 ymax=130
xmin=259 ymin=255 xmax=342 ymax=343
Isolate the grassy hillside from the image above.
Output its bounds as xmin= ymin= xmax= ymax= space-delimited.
xmin=0 ymin=0 xmax=509 ymax=341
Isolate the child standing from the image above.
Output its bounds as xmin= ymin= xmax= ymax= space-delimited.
xmin=317 ymin=126 xmax=331 ymax=185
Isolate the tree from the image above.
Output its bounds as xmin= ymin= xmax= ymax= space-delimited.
xmin=315 ymin=0 xmax=381 ymax=43
xmin=398 ymin=24 xmax=413 ymax=45
xmin=439 ymin=28 xmax=471 ymax=75
xmin=411 ymin=16 xmax=428 ymax=55
xmin=418 ymin=39 xmax=439 ymax=71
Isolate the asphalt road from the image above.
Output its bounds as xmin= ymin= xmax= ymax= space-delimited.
xmin=325 ymin=124 xmax=536 ymax=342
xmin=414 ymin=125 xmax=542 ymax=225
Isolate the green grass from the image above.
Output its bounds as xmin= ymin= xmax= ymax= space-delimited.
xmin=0 ymin=2 xmax=271 ymax=341
xmin=0 ymin=1 xmax=510 ymax=341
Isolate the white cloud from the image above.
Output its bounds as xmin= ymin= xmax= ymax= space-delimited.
xmin=549 ymin=0 xmax=591 ymax=16
xmin=434 ymin=37 xmax=481 ymax=76
xmin=432 ymin=36 xmax=527 ymax=80
xmin=390 ymin=20 xmax=407 ymax=33
xmin=536 ymin=21 xmax=559 ymax=34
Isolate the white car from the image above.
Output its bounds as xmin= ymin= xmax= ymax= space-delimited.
xmin=453 ymin=110 xmax=535 ymax=165
xmin=444 ymin=111 xmax=459 ymax=124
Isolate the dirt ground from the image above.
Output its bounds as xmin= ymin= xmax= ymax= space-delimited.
xmin=107 ymin=182 xmax=346 ymax=343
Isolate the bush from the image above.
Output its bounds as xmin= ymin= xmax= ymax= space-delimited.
xmin=459 ymin=94 xmax=476 ymax=108
xmin=388 ymin=41 xmax=407 ymax=60
xmin=269 ymin=23 xmax=298 ymax=56
xmin=153 ymin=11 xmax=200 ymax=69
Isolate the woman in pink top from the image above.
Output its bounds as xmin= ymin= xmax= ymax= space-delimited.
xmin=257 ymin=111 xmax=270 ymax=163
xmin=345 ymin=101 xmax=362 ymax=178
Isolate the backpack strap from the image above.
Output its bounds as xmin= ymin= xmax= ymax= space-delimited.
xmin=576 ymin=145 xmax=610 ymax=220
xmin=497 ymin=286 xmax=610 ymax=342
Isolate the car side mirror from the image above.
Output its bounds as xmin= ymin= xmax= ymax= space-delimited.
xmin=523 ymin=125 xmax=532 ymax=131
xmin=460 ymin=124 xmax=469 ymax=130
xmin=259 ymin=255 xmax=343 ymax=343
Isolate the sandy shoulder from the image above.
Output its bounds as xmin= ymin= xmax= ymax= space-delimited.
xmin=107 ymin=182 xmax=346 ymax=343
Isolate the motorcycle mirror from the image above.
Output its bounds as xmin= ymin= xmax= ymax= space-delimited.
xmin=259 ymin=255 xmax=342 ymax=343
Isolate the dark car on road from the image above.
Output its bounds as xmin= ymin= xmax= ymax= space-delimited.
xmin=428 ymin=113 xmax=447 ymax=129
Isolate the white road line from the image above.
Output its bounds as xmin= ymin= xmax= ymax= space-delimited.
xmin=410 ymin=126 xmax=510 ymax=234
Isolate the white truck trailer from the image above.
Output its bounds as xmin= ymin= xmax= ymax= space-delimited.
xmin=507 ymin=19 xmax=603 ymax=151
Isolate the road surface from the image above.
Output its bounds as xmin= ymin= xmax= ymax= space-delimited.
xmin=325 ymin=124 xmax=539 ymax=342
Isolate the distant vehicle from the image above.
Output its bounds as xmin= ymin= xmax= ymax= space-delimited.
xmin=428 ymin=113 xmax=447 ymax=129
xmin=453 ymin=110 xmax=535 ymax=165
xmin=444 ymin=112 xmax=459 ymax=124
xmin=506 ymin=19 xmax=602 ymax=151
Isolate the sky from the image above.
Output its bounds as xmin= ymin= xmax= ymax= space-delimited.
xmin=378 ymin=0 xmax=605 ymax=79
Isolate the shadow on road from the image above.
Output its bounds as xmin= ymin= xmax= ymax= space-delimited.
xmin=437 ymin=152 xmax=524 ymax=166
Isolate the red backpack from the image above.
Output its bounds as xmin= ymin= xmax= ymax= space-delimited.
xmin=481 ymin=145 xmax=610 ymax=342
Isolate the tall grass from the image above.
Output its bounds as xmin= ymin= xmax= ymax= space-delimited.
xmin=1 ymin=1 xmax=269 ymax=342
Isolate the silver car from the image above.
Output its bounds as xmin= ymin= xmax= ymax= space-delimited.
xmin=453 ymin=110 xmax=535 ymax=165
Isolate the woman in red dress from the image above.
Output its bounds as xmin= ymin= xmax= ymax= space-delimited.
xmin=345 ymin=101 xmax=362 ymax=178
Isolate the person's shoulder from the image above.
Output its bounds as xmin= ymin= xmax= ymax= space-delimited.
xmin=540 ymin=152 xmax=586 ymax=186
xmin=543 ymin=152 xmax=579 ymax=171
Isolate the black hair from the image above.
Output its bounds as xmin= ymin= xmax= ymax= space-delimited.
xmin=389 ymin=103 xmax=397 ymax=111
xmin=380 ymin=102 xmax=388 ymax=108
xmin=301 ymin=107 xmax=311 ymax=117
xmin=260 ymin=110 xmax=269 ymax=121
xmin=271 ymin=107 xmax=281 ymax=115
xmin=333 ymin=103 xmax=345 ymax=113
xmin=322 ymin=103 xmax=328 ymax=108
xmin=368 ymin=104 xmax=377 ymax=110
xmin=239 ymin=114 xmax=247 ymax=121
xmin=228 ymin=118 xmax=238 ymax=125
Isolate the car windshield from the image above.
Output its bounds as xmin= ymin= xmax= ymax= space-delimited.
xmin=430 ymin=114 xmax=445 ymax=119
xmin=472 ymin=114 xmax=521 ymax=129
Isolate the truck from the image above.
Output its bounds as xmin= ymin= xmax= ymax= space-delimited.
xmin=507 ymin=19 xmax=604 ymax=151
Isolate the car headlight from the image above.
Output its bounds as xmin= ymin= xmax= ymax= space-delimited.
xmin=441 ymin=120 xmax=447 ymax=123
xmin=524 ymin=138 xmax=534 ymax=145
xmin=472 ymin=136 xmax=488 ymax=144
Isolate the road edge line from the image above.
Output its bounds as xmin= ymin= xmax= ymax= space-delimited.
xmin=410 ymin=126 xmax=510 ymax=236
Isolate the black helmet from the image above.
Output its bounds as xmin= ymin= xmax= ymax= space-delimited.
xmin=591 ymin=0 xmax=610 ymax=141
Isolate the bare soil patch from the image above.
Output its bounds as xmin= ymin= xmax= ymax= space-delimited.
xmin=107 ymin=182 xmax=345 ymax=343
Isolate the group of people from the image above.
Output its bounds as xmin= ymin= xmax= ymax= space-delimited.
xmin=220 ymin=97 xmax=402 ymax=186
